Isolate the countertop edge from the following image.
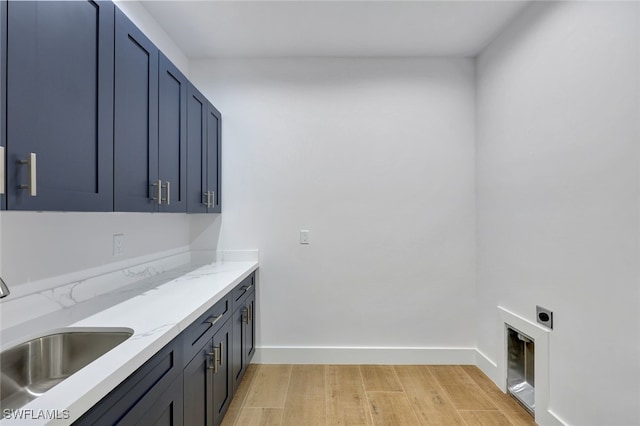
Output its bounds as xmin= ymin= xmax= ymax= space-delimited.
xmin=0 ymin=261 xmax=259 ymax=426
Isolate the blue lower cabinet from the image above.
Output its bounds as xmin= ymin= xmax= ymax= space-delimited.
xmin=74 ymin=334 xmax=183 ymax=425
xmin=184 ymin=318 xmax=233 ymax=426
xmin=75 ymin=272 xmax=256 ymax=426
xmin=232 ymin=291 xmax=256 ymax=392
xmin=183 ymin=343 xmax=215 ymax=426
xmin=211 ymin=319 xmax=233 ymax=426
xmin=118 ymin=373 xmax=183 ymax=426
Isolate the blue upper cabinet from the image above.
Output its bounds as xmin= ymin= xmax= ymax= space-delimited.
xmin=4 ymin=0 xmax=115 ymax=211
xmin=187 ymin=84 xmax=208 ymax=213
xmin=1 ymin=1 xmax=6 ymax=211
xmin=114 ymin=8 xmax=159 ymax=212
xmin=158 ymin=53 xmax=188 ymax=213
xmin=207 ymin=103 xmax=222 ymax=214
xmin=187 ymin=84 xmax=222 ymax=214
xmin=1 ymin=2 xmax=220 ymax=214
xmin=114 ymin=10 xmax=188 ymax=213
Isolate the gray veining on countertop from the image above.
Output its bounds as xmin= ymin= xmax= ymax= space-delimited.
xmin=0 ymin=250 xmax=259 ymax=426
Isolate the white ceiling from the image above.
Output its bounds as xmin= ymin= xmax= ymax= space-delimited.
xmin=139 ymin=1 xmax=531 ymax=59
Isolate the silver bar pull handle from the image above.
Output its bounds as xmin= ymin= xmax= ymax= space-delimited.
xmin=203 ymin=191 xmax=210 ymax=207
xmin=162 ymin=181 xmax=170 ymax=205
xmin=18 ymin=153 xmax=37 ymax=196
xmin=210 ymin=191 xmax=215 ymax=207
xmin=208 ymin=348 xmax=219 ymax=373
xmin=242 ymin=308 xmax=249 ymax=324
xmin=0 ymin=147 xmax=5 ymax=195
xmin=204 ymin=314 xmax=223 ymax=327
xmin=151 ymin=180 xmax=162 ymax=204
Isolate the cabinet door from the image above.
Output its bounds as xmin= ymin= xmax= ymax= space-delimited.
xmin=158 ymin=53 xmax=187 ymax=212
xmin=119 ymin=373 xmax=184 ymax=426
xmin=5 ymin=0 xmax=114 ymax=211
xmin=1 ymin=0 xmax=6 ymax=211
xmin=183 ymin=344 xmax=214 ymax=426
xmin=74 ymin=335 xmax=183 ymax=425
xmin=187 ymin=84 xmax=208 ymax=213
xmin=212 ymin=319 xmax=233 ymax=426
xmin=231 ymin=304 xmax=247 ymax=392
xmin=245 ymin=292 xmax=256 ymax=363
xmin=114 ymin=7 xmax=159 ymax=212
xmin=231 ymin=291 xmax=256 ymax=392
xmin=206 ymin=103 xmax=222 ymax=213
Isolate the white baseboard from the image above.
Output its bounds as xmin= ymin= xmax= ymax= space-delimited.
xmin=254 ymin=346 xmax=476 ymax=365
xmin=475 ymin=348 xmax=502 ymax=390
xmin=547 ymin=410 xmax=568 ymax=426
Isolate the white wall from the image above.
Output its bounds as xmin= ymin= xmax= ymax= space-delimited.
xmin=0 ymin=213 xmax=190 ymax=287
xmin=190 ymin=58 xmax=477 ymax=358
xmin=476 ymin=2 xmax=639 ymax=425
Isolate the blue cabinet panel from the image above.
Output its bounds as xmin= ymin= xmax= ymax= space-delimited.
xmin=158 ymin=53 xmax=187 ymax=213
xmin=187 ymin=83 xmax=222 ymax=214
xmin=5 ymin=0 xmax=114 ymax=211
xmin=74 ymin=334 xmax=183 ymax=425
xmin=1 ymin=0 xmax=6 ymax=211
xmin=74 ymin=272 xmax=256 ymax=425
xmin=212 ymin=319 xmax=232 ymax=426
xmin=231 ymin=275 xmax=256 ymax=392
xmin=182 ymin=317 xmax=233 ymax=426
xmin=118 ymin=373 xmax=184 ymax=426
xmin=114 ymin=7 xmax=159 ymax=212
xmin=2 ymin=2 xmax=221 ymax=214
xmin=183 ymin=343 xmax=214 ymax=426
xmin=187 ymin=84 xmax=208 ymax=213
xmin=207 ymin=103 xmax=222 ymax=214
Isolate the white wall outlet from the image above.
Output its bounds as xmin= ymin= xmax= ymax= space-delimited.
xmin=113 ymin=234 xmax=124 ymax=256
xmin=300 ymin=229 xmax=310 ymax=245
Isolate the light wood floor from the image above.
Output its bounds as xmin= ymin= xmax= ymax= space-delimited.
xmin=221 ymin=364 xmax=537 ymax=426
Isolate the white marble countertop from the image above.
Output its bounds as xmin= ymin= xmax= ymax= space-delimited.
xmin=0 ymin=258 xmax=258 ymax=425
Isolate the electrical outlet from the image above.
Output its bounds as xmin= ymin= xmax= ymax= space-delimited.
xmin=113 ymin=234 xmax=124 ymax=256
xmin=536 ymin=305 xmax=553 ymax=329
xmin=300 ymin=230 xmax=310 ymax=245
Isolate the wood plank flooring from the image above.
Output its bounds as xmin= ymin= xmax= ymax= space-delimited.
xmin=221 ymin=365 xmax=537 ymax=426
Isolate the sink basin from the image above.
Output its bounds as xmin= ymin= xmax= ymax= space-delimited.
xmin=0 ymin=329 xmax=133 ymax=415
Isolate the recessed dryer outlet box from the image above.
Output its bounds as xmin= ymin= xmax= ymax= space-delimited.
xmin=506 ymin=325 xmax=535 ymax=416
xmin=536 ymin=306 xmax=553 ymax=329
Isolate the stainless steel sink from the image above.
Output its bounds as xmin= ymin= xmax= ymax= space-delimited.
xmin=0 ymin=329 xmax=133 ymax=415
